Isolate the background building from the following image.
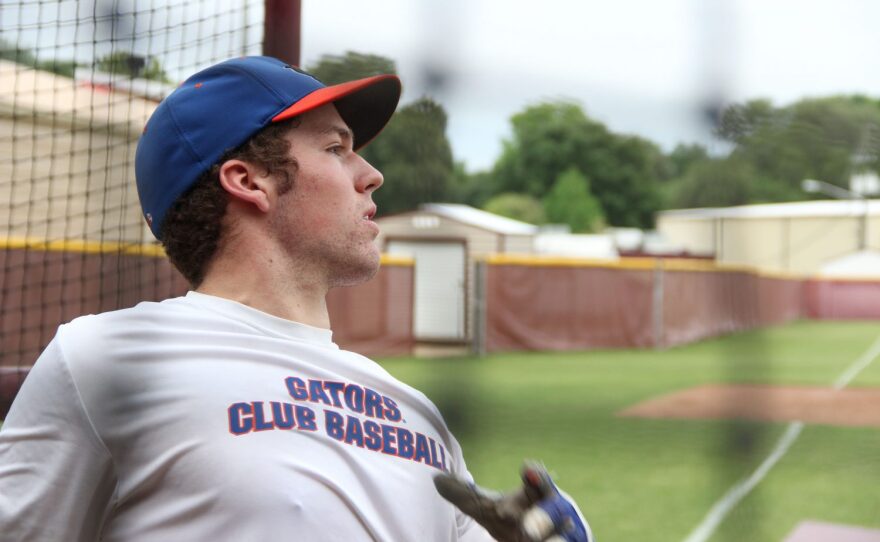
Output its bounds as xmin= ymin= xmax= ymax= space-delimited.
xmin=0 ymin=60 xmax=158 ymax=244
xmin=375 ymin=203 xmax=536 ymax=343
xmin=657 ymin=200 xmax=880 ymax=275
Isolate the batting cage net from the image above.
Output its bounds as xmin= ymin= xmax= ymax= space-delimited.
xmin=2 ymin=4 xmax=880 ymax=541
xmin=0 ymin=0 xmax=265 ymax=410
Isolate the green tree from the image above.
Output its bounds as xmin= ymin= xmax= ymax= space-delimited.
xmin=672 ymin=157 xmax=755 ymax=208
xmin=307 ymin=52 xmax=455 ymax=214
xmin=543 ymin=168 xmax=605 ymax=233
xmin=717 ymin=96 xmax=880 ymax=202
xmin=670 ymin=96 xmax=880 ymax=209
xmin=483 ymin=193 xmax=545 ymax=224
xmin=448 ymin=162 xmax=495 ymax=208
xmin=306 ymin=51 xmax=396 ymax=84
xmin=715 ymin=99 xmax=776 ymax=144
xmin=492 ymin=100 xmax=661 ymax=228
xmin=1 ymin=39 xmax=78 ymax=77
xmin=361 ymin=97 xmax=454 ymax=214
xmin=96 ymin=51 xmax=170 ymax=83
xmin=667 ymin=143 xmax=709 ymax=180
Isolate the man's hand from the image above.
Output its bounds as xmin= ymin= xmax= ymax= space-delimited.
xmin=434 ymin=461 xmax=593 ymax=542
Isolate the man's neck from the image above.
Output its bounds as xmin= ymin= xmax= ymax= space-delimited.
xmin=196 ymin=253 xmax=332 ymax=329
xmin=196 ymin=284 xmax=331 ymax=329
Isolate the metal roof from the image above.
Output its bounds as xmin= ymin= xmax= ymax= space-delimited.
xmin=534 ymin=232 xmax=618 ymax=259
xmin=819 ymin=250 xmax=880 ymax=278
xmin=659 ymin=199 xmax=879 ymax=220
xmin=0 ymin=60 xmax=158 ymax=136
xmin=419 ymin=203 xmax=538 ymax=235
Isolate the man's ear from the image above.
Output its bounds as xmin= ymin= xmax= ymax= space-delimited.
xmin=218 ymin=159 xmax=272 ymax=213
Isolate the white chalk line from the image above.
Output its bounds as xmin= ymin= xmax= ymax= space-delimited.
xmin=681 ymin=332 xmax=880 ymax=542
xmin=681 ymin=421 xmax=804 ymax=542
xmin=833 ymin=333 xmax=880 ymax=390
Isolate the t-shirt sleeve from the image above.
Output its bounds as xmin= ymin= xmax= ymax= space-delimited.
xmin=0 ymin=336 xmax=116 ymax=541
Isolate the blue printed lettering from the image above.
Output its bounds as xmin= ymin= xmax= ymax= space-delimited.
xmin=344 ymin=384 xmax=365 ymax=413
xmin=323 ymin=381 xmax=345 ymax=407
xmin=365 ymin=389 xmax=385 ymax=419
xmin=325 ymin=410 xmax=344 ymax=440
xmin=309 ymin=379 xmax=332 ymax=405
xmin=252 ymin=401 xmax=274 ymax=431
xmin=438 ymin=442 xmax=448 ymax=471
xmin=382 ymin=396 xmax=402 ymax=422
xmin=228 ymin=402 xmax=253 ymax=435
xmin=230 ymin=397 xmax=448 ymax=472
xmin=381 ymin=424 xmax=398 ymax=455
xmin=414 ymin=433 xmax=431 ymax=464
xmin=429 ymin=438 xmax=442 ymax=468
xmin=283 ymin=376 xmax=402 ymax=424
xmin=296 ymin=405 xmax=317 ymax=431
xmin=285 ymin=377 xmax=308 ymax=400
xmin=271 ymin=401 xmax=295 ymax=429
xmin=397 ymin=427 xmax=414 ymax=459
xmin=343 ymin=415 xmax=365 ymax=447
xmin=363 ymin=420 xmax=382 ymax=450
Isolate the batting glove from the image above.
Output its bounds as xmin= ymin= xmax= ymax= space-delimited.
xmin=434 ymin=461 xmax=593 ymax=542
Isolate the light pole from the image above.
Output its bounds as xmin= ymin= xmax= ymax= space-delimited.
xmin=801 ymin=178 xmax=869 ymax=250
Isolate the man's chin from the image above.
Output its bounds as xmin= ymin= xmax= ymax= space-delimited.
xmin=329 ymin=253 xmax=381 ymax=288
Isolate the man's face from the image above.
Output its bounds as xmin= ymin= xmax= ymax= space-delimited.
xmin=268 ymin=103 xmax=384 ymax=288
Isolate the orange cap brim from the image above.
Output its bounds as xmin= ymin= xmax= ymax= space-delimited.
xmin=271 ymin=74 xmax=401 ymax=150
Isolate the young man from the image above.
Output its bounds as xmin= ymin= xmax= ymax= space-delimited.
xmin=0 ymin=56 xmax=590 ymax=541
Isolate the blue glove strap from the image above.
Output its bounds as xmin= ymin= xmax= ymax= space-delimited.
xmin=537 ymin=485 xmax=592 ymax=542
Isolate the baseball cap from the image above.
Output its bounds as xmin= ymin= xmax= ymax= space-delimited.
xmin=135 ymin=56 xmax=401 ymax=240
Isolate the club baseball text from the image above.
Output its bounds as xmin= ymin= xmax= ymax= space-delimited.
xmin=226 ymin=377 xmax=449 ymax=471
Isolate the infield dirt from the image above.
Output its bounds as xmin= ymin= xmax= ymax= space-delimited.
xmin=618 ymin=384 xmax=880 ymax=428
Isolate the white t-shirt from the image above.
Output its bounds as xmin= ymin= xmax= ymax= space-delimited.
xmin=0 ymin=292 xmax=492 ymax=541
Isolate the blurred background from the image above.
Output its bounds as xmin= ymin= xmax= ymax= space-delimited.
xmin=2 ymin=1 xmax=880 ymax=541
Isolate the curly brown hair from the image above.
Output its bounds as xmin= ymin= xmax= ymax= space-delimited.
xmin=160 ymin=118 xmax=300 ymax=287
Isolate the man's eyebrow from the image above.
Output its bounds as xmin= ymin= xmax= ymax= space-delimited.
xmin=318 ymin=124 xmax=353 ymax=141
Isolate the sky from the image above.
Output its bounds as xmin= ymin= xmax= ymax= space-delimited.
xmin=4 ymin=0 xmax=880 ymax=173
xmin=299 ymin=0 xmax=880 ymax=171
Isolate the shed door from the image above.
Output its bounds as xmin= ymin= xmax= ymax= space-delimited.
xmin=386 ymin=240 xmax=466 ymax=341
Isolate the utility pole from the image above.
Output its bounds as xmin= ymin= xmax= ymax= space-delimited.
xmin=263 ymin=0 xmax=302 ymax=66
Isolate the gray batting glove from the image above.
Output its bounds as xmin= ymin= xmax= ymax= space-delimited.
xmin=434 ymin=461 xmax=593 ymax=542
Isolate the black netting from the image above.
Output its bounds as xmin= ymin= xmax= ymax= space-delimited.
xmin=0 ymin=0 xmax=264 ymax=406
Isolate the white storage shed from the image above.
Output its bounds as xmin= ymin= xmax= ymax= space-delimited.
xmin=375 ymin=203 xmax=537 ymax=343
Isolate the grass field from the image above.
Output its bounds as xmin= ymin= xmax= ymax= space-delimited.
xmin=378 ymin=320 xmax=880 ymax=542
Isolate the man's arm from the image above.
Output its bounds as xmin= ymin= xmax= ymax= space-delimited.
xmin=0 ymin=338 xmax=115 ymax=541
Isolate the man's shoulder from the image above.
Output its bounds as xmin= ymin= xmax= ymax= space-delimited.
xmin=47 ymin=296 xmax=205 ymax=383
xmin=56 ymin=296 xmax=199 ymax=354
xmin=63 ymin=296 xmax=188 ymax=331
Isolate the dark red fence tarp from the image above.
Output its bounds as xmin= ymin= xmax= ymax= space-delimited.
xmin=662 ymin=271 xmax=804 ymax=347
xmin=1 ymin=248 xmax=188 ymax=369
xmin=486 ymin=264 xmax=655 ymax=351
xmin=804 ymin=279 xmax=880 ymax=319
xmin=485 ymin=259 xmax=807 ymax=353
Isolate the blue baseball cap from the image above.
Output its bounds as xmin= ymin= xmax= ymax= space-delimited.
xmin=135 ymin=56 xmax=401 ymax=240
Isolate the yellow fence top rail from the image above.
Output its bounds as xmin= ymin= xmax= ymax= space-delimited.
xmin=482 ymin=253 xmax=807 ymax=280
xmin=1 ymin=237 xmax=167 ymax=257
xmin=1 ymin=237 xmax=413 ymax=266
xmin=378 ymin=254 xmax=415 ymax=266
